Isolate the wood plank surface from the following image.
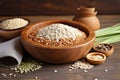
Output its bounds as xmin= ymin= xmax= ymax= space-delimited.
xmin=0 ymin=15 xmax=120 ymax=80
xmin=0 ymin=0 xmax=120 ymax=15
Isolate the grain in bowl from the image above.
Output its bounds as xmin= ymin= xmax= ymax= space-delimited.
xmin=28 ymin=23 xmax=87 ymax=46
xmin=0 ymin=18 xmax=29 ymax=30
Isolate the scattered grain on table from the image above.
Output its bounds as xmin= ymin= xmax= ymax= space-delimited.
xmin=83 ymin=70 xmax=88 ymax=73
xmin=34 ymin=76 xmax=38 ymax=79
xmin=1 ymin=73 xmax=6 ymax=77
xmin=9 ymin=73 xmax=13 ymax=76
xmin=104 ymin=69 xmax=108 ymax=72
xmin=69 ymin=69 xmax=72 ymax=71
xmin=10 ymin=57 xmax=42 ymax=73
xmin=54 ymin=70 xmax=58 ymax=73
xmin=94 ymin=78 xmax=98 ymax=80
xmin=13 ymin=74 xmax=16 ymax=77
xmin=69 ymin=59 xmax=94 ymax=70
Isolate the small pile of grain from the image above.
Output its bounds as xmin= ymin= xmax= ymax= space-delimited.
xmin=1 ymin=73 xmax=6 ymax=77
xmin=0 ymin=18 xmax=29 ymax=30
xmin=95 ymin=44 xmax=111 ymax=52
xmin=10 ymin=57 xmax=42 ymax=73
xmin=1 ymin=73 xmax=17 ymax=78
xmin=69 ymin=59 xmax=94 ymax=70
xmin=29 ymin=23 xmax=87 ymax=46
xmin=89 ymin=55 xmax=103 ymax=60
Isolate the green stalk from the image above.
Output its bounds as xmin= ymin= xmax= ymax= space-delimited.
xmin=95 ymin=35 xmax=113 ymax=45
xmin=100 ymin=34 xmax=120 ymax=44
xmin=95 ymin=23 xmax=120 ymax=45
xmin=96 ymin=30 xmax=120 ymax=37
xmin=96 ymin=23 xmax=120 ymax=37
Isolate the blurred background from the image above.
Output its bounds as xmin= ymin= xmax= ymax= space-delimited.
xmin=0 ymin=0 xmax=119 ymax=16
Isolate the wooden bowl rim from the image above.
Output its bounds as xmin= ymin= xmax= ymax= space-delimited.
xmin=21 ymin=20 xmax=95 ymax=49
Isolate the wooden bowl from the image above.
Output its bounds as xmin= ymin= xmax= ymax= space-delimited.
xmin=21 ymin=20 xmax=95 ymax=64
xmin=0 ymin=18 xmax=30 ymax=40
xmin=86 ymin=52 xmax=106 ymax=65
xmin=93 ymin=43 xmax=114 ymax=57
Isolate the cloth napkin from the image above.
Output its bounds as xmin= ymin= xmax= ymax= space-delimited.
xmin=0 ymin=37 xmax=24 ymax=67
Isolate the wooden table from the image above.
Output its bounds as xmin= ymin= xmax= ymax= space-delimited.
xmin=0 ymin=15 xmax=120 ymax=80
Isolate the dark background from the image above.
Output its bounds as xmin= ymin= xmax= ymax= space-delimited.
xmin=0 ymin=0 xmax=119 ymax=16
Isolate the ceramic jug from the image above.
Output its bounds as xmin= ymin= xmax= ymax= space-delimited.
xmin=73 ymin=6 xmax=100 ymax=31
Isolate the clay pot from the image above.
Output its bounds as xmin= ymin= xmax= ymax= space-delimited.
xmin=73 ymin=6 xmax=100 ymax=31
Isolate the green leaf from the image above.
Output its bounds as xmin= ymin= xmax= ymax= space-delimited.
xmin=96 ymin=23 xmax=120 ymax=37
xmin=95 ymin=23 xmax=120 ymax=45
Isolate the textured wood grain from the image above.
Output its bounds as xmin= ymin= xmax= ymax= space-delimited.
xmin=0 ymin=15 xmax=120 ymax=80
xmin=0 ymin=0 xmax=120 ymax=15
